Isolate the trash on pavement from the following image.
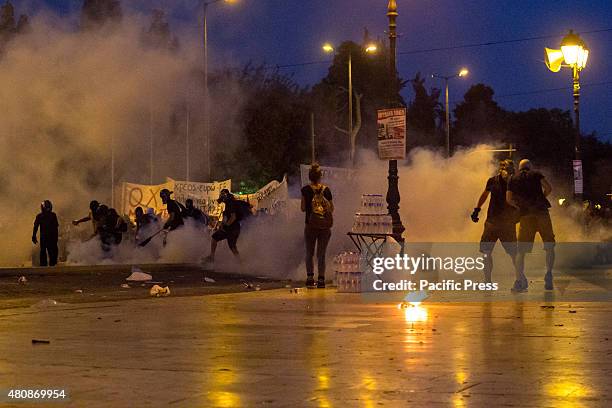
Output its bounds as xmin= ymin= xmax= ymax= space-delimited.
xmin=204 ymin=277 xmax=216 ymax=283
xmin=120 ymin=284 xmax=130 ymax=289
xmin=31 ymin=299 xmax=61 ymax=308
xmin=290 ymin=288 xmax=304 ymax=294
xmin=31 ymin=339 xmax=51 ymax=345
xmin=149 ymin=285 xmax=171 ymax=297
xmin=74 ymin=289 xmax=83 ymax=294
xmin=126 ymin=266 xmax=153 ymax=282
xmin=18 ymin=276 xmax=28 ymax=285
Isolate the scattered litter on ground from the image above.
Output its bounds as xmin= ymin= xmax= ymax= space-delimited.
xmin=126 ymin=266 xmax=153 ymax=282
xmin=290 ymin=288 xmax=304 ymax=294
xmin=31 ymin=339 xmax=50 ymax=344
xmin=540 ymin=305 xmax=555 ymax=309
xmin=74 ymin=289 xmax=83 ymax=294
xmin=569 ymin=310 xmax=577 ymax=313
xmin=149 ymin=285 xmax=171 ymax=297
xmin=18 ymin=276 xmax=27 ymax=285
xmin=555 ymin=324 xmax=564 ymax=326
xmin=114 ymin=319 xmax=121 ymax=323
xmin=284 ymin=284 xmax=291 ymax=288
xmin=31 ymin=299 xmax=62 ymax=308
xmin=255 ymin=285 xmax=261 ymax=291
xmin=120 ymin=284 xmax=130 ymax=289
xmin=204 ymin=277 xmax=216 ymax=283
xmin=241 ymin=280 xmax=254 ymax=289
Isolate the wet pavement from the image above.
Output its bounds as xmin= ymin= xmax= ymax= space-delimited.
xmin=0 ymin=287 xmax=611 ymax=407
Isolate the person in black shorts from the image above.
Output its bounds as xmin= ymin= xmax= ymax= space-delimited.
xmin=204 ymin=189 xmax=241 ymax=263
xmin=471 ymin=159 xmax=518 ymax=283
xmin=507 ymin=159 xmax=555 ymax=292
xmin=160 ymin=189 xmax=184 ymax=231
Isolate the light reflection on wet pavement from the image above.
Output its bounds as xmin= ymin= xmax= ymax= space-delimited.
xmin=0 ymin=289 xmax=610 ymax=407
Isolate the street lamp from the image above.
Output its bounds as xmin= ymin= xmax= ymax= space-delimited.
xmin=545 ymin=29 xmax=589 ymax=198
xmin=322 ymin=42 xmax=378 ymax=165
xmin=203 ymin=0 xmax=237 ymax=181
xmin=432 ymin=68 xmax=469 ymax=158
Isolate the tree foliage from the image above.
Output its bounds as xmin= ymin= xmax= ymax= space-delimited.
xmin=81 ymin=0 xmax=122 ymax=31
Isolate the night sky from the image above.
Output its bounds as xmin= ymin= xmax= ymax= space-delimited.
xmin=27 ymin=0 xmax=612 ymax=141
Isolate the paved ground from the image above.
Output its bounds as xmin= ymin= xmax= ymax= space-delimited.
xmin=0 ymin=286 xmax=611 ymax=407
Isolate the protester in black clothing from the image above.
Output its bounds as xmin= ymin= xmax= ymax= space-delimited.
xmin=204 ymin=189 xmax=241 ymax=263
xmin=32 ymin=200 xmax=59 ymax=267
xmin=160 ymin=189 xmax=184 ymax=231
xmin=472 ymin=159 xmax=518 ymax=283
xmin=72 ymin=200 xmax=101 ymax=237
xmin=507 ymin=159 xmax=555 ymax=292
xmin=301 ymin=164 xmax=333 ymax=288
xmin=184 ymin=198 xmax=208 ymax=227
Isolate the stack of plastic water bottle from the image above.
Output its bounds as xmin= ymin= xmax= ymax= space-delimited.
xmin=334 ymin=251 xmax=362 ymax=293
xmin=351 ymin=194 xmax=393 ymax=234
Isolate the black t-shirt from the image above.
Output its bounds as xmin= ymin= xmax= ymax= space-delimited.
xmin=34 ymin=212 xmax=59 ymax=242
xmin=485 ymin=175 xmax=513 ymax=222
xmin=165 ymin=200 xmax=184 ymax=230
xmin=508 ymin=170 xmax=551 ymax=215
xmin=301 ymin=185 xmax=333 ymax=224
xmin=222 ymin=199 xmax=240 ymax=229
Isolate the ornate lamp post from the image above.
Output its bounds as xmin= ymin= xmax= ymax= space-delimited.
xmin=545 ymin=30 xmax=589 ymax=198
xmin=386 ymin=0 xmax=404 ymax=242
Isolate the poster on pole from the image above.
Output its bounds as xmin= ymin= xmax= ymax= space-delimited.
xmin=573 ymin=160 xmax=583 ymax=195
xmin=377 ymin=108 xmax=406 ymax=160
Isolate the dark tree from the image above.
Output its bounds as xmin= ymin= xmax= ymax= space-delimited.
xmin=310 ymin=39 xmax=406 ymax=164
xmin=142 ymin=9 xmax=179 ymax=52
xmin=0 ymin=1 xmax=29 ymax=51
xmin=453 ymin=83 xmax=507 ymax=147
xmin=81 ymin=0 xmax=122 ymax=31
xmin=406 ymin=72 xmax=442 ymax=149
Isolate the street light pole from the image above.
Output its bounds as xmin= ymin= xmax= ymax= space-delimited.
xmin=432 ymin=69 xmax=468 ymax=158
xmin=203 ymin=1 xmax=211 ymax=181
xmin=386 ymin=0 xmax=404 ymax=243
xmin=348 ymin=51 xmax=353 ymax=165
xmin=573 ymin=65 xmax=581 ymax=161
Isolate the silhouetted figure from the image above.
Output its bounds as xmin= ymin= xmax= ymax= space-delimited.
xmin=160 ymin=189 xmax=184 ymax=231
xmin=32 ymin=200 xmax=59 ymax=267
xmin=204 ymin=189 xmax=242 ymax=263
xmin=183 ymin=198 xmax=208 ymax=227
xmin=73 ymin=200 xmax=102 ymax=237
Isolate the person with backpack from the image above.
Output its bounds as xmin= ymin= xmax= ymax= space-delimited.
xmin=160 ymin=189 xmax=184 ymax=231
xmin=301 ymin=164 xmax=333 ymax=288
xmin=204 ymin=189 xmax=243 ymax=263
xmin=32 ymin=200 xmax=59 ymax=267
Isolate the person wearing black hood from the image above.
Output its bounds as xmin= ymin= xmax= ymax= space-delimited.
xmin=160 ymin=189 xmax=184 ymax=231
xmin=32 ymin=200 xmax=59 ymax=267
xmin=72 ymin=200 xmax=101 ymax=238
xmin=204 ymin=189 xmax=241 ymax=263
xmin=183 ymin=198 xmax=208 ymax=227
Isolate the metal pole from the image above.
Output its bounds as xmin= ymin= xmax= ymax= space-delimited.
xmin=348 ymin=52 xmax=353 ymax=165
xmin=573 ymin=65 xmax=583 ymax=200
xmin=310 ymin=112 xmax=315 ymax=163
xmin=386 ymin=0 xmax=404 ymax=243
xmin=111 ymin=134 xmax=115 ymax=208
xmin=186 ymin=104 xmax=191 ymax=181
xmin=203 ymin=2 xmax=211 ymax=181
xmin=445 ymin=78 xmax=450 ymax=158
xmin=149 ymin=102 xmax=153 ymax=185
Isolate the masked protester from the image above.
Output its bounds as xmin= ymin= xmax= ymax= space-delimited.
xmin=160 ymin=189 xmax=184 ymax=231
xmin=301 ymin=163 xmax=334 ymax=288
xmin=204 ymin=189 xmax=241 ymax=263
xmin=507 ymin=159 xmax=555 ymax=292
xmin=471 ymin=159 xmax=518 ymax=283
xmin=32 ymin=200 xmax=59 ymax=267
xmin=72 ymin=200 xmax=102 ymax=238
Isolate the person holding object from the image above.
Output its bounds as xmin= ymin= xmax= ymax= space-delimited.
xmin=160 ymin=189 xmax=184 ymax=231
xmin=204 ymin=189 xmax=242 ymax=263
xmin=301 ymin=163 xmax=333 ymax=288
xmin=471 ymin=159 xmax=518 ymax=283
xmin=32 ymin=200 xmax=59 ymax=267
xmin=506 ymin=159 xmax=555 ymax=292
xmin=72 ymin=200 xmax=101 ymax=238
